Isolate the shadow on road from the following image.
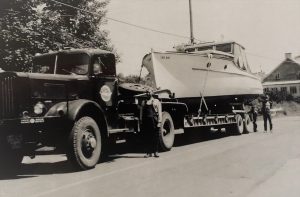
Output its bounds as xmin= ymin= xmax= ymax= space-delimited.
xmin=174 ymin=128 xmax=231 ymax=147
xmin=0 ymin=159 xmax=75 ymax=180
xmin=0 ymin=129 xmax=234 ymax=180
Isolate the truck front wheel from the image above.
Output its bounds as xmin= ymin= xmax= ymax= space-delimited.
xmin=158 ymin=112 xmax=175 ymax=151
xmin=67 ymin=116 xmax=102 ymax=170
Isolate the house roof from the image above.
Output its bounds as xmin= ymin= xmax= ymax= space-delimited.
xmin=262 ymin=58 xmax=300 ymax=82
xmin=263 ymin=80 xmax=300 ymax=86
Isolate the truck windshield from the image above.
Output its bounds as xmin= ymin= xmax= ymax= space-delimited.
xmin=32 ymin=54 xmax=56 ymax=74
xmin=33 ymin=53 xmax=90 ymax=75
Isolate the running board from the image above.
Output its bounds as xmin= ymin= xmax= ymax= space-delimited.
xmin=109 ymin=128 xmax=130 ymax=134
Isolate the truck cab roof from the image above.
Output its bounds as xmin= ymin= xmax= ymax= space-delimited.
xmin=33 ymin=48 xmax=116 ymax=76
xmin=35 ymin=48 xmax=113 ymax=58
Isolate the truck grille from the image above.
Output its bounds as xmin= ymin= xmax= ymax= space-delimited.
xmin=0 ymin=76 xmax=15 ymax=119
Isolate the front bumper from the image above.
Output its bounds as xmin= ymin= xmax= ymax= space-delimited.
xmin=0 ymin=116 xmax=64 ymax=131
xmin=0 ymin=116 xmax=66 ymax=150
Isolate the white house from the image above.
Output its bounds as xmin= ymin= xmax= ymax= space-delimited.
xmin=262 ymin=53 xmax=300 ymax=98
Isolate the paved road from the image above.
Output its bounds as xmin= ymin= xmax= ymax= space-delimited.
xmin=1 ymin=116 xmax=300 ymax=197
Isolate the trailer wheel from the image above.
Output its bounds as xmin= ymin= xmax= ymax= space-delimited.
xmin=243 ymin=114 xmax=251 ymax=133
xmin=67 ymin=116 xmax=102 ymax=170
xmin=158 ymin=112 xmax=175 ymax=151
xmin=233 ymin=114 xmax=244 ymax=135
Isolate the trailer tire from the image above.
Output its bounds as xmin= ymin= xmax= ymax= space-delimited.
xmin=158 ymin=112 xmax=175 ymax=151
xmin=243 ymin=114 xmax=251 ymax=133
xmin=67 ymin=116 xmax=102 ymax=170
xmin=233 ymin=114 xmax=244 ymax=135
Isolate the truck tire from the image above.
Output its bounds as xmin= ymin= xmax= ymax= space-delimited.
xmin=67 ymin=116 xmax=102 ymax=170
xmin=243 ymin=114 xmax=251 ymax=133
xmin=233 ymin=114 xmax=244 ymax=135
xmin=158 ymin=112 xmax=175 ymax=151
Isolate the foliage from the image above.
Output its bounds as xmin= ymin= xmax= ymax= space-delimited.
xmin=286 ymin=94 xmax=294 ymax=101
xmin=266 ymin=90 xmax=296 ymax=103
xmin=117 ymin=73 xmax=146 ymax=84
xmin=0 ymin=0 xmax=116 ymax=71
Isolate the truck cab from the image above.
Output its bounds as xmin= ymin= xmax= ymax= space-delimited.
xmin=32 ymin=48 xmax=118 ymax=107
xmin=0 ymin=49 xmax=121 ymax=170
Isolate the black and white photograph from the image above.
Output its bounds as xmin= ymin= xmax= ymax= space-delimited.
xmin=0 ymin=0 xmax=300 ymax=196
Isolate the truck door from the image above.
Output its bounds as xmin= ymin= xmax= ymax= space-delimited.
xmin=91 ymin=54 xmax=118 ymax=109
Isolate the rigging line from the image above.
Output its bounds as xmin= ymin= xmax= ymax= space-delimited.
xmin=49 ymin=0 xmax=200 ymax=41
xmin=198 ymin=55 xmax=212 ymax=114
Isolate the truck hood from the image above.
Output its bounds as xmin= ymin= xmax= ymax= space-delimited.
xmin=15 ymin=72 xmax=88 ymax=81
xmin=1 ymin=71 xmax=90 ymax=101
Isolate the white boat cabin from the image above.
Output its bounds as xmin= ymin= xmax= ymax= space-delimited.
xmin=183 ymin=41 xmax=251 ymax=73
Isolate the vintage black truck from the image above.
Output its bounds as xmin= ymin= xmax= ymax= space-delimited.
xmin=0 ymin=49 xmax=188 ymax=170
xmin=0 ymin=48 xmax=250 ymax=171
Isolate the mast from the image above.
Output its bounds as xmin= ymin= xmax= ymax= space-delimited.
xmin=189 ymin=0 xmax=195 ymax=44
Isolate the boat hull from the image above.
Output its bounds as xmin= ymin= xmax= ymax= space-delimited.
xmin=143 ymin=51 xmax=263 ymax=111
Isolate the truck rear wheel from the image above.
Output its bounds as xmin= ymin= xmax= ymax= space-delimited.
xmin=67 ymin=116 xmax=102 ymax=170
xmin=158 ymin=112 xmax=175 ymax=151
xmin=243 ymin=114 xmax=251 ymax=133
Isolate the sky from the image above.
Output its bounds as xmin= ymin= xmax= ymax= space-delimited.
xmin=105 ymin=0 xmax=300 ymax=76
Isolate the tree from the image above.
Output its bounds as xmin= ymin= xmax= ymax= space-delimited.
xmin=0 ymin=0 xmax=116 ymax=71
xmin=117 ymin=73 xmax=146 ymax=84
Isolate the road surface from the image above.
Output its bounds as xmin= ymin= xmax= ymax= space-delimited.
xmin=0 ymin=116 xmax=300 ymax=197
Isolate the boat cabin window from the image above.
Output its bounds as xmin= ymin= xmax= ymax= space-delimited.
xmin=215 ymin=44 xmax=232 ymax=53
xmin=185 ymin=48 xmax=195 ymax=52
xmin=233 ymin=44 xmax=250 ymax=72
xmin=196 ymin=46 xmax=213 ymax=51
xmin=185 ymin=44 xmax=233 ymax=53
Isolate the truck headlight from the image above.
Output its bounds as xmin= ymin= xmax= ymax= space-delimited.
xmin=34 ymin=102 xmax=45 ymax=115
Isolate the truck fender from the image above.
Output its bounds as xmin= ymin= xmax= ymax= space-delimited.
xmin=46 ymin=99 xmax=108 ymax=137
xmin=161 ymin=102 xmax=188 ymax=129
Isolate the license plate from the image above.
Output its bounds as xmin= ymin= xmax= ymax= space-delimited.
xmin=6 ymin=135 xmax=23 ymax=149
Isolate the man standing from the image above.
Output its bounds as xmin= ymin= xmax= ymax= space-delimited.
xmin=250 ymin=103 xmax=258 ymax=132
xmin=261 ymin=95 xmax=273 ymax=132
xmin=141 ymin=93 xmax=162 ymax=158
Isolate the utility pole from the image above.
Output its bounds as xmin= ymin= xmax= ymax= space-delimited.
xmin=189 ymin=0 xmax=195 ymax=44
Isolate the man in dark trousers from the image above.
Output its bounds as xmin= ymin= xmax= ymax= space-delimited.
xmin=141 ymin=94 xmax=162 ymax=158
xmin=261 ymin=95 xmax=273 ymax=132
xmin=250 ymin=103 xmax=258 ymax=132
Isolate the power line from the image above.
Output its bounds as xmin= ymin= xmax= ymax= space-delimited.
xmin=49 ymin=0 xmax=199 ymax=41
xmin=246 ymin=52 xmax=298 ymax=64
xmin=40 ymin=0 xmax=298 ymax=65
xmin=246 ymin=52 xmax=281 ymax=61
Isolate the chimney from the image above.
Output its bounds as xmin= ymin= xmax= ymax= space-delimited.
xmin=285 ymin=53 xmax=292 ymax=59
